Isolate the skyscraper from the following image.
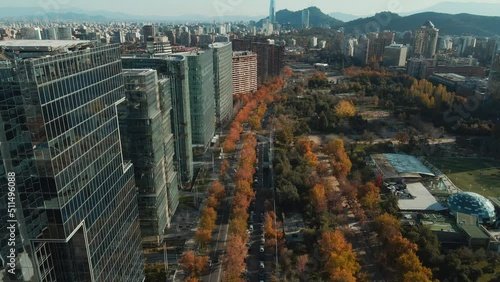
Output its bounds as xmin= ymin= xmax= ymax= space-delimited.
xmin=122 ymin=55 xmax=193 ymax=183
xmin=0 ymin=41 xmax=144 ymax=281
xmin=142 ymin=25 xmax=156 ymax=42
xmin=209 ymin=42 xmax=234 ymax=126
xmin=119 ymin=69 xmax=178 ymax=245
xmin=413 ymin=21 xmax=439 ymax=59
xmin=269 ymin=0 xmax=276 ymax=23
xmin=180 ymin=50 xmax=216 ymax=153
xmin=302 ymin=9 xmax=310 ymax=29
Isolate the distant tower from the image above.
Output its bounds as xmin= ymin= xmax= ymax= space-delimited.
xmin=269 ymin=0 xmax=276 ymax=23
xmin=412 ymin=21 xmax=439 ymax=59
xmin=487 ymin=40 xmax=500 ymax=100
xmin=301 ymin=8 xmax=310 ymax=29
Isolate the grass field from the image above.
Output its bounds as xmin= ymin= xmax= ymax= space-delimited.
xmin=427 ymin=157 xmax=500 ymax=198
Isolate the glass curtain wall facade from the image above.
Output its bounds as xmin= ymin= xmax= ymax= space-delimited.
xmin=119 ymin=69 xmax=174 ymax=246
xmin=121 ymin=55 xmax=190 ymax=188
xmin=209 ymin=42 xmax=234 ymax=127
xmin=183 ymin=51 xmax=216 ymax=152
xmin=0 ymin=41 xmax=144 ymax=282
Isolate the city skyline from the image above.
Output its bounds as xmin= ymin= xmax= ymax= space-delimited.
xmin=4 ymin=0 xmax=500 ymax=19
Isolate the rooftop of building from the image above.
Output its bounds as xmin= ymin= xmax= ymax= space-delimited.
xmin=0 ymin=40 xmax=94 ymax=52
xmin=209 ymin=42 xmax=232 ymax=48
xmin=420 ymin=213 xmax=461 ymax=233
xmin=432 ymin=73 xmax=466 ymax=82
xmin=397 ymin=182 xmax=446 ymax=211
xmin=371 ymin=153 xmax=435 ymax=180
xmin=386 ymin=44 xmax=407 ymax=48
xmin=456 ymin=212 xmax=491 ymax=239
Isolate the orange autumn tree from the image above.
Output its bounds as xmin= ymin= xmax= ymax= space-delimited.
xmin=311 ymin=183 xmax=327 ymax=214
xmin=319 ymin=230 xmax=360 ymax=282
xmin=297 ymin=138 xmax=319 ymax=167
xmin=179 ymin=251 xmax=208 ymax=279
xmin=324 ymin=139 xmax=352 ymax=177
xmin=357 ymin=181 xmax=380 ymax=215
xmin=223 ymin=235 xmax=248 ymax=282
xmin=208 ymin=180 xmax=226 ymax=204
xmin=220 ymin=159 xmax=230 ymax=180
xmin=334 ymin=100 xmax=356 ymax=118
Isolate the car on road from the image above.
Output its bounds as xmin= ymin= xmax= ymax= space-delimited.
xmin=249 ymin=224 xmax=254 ymax=231
xmin=261 ymin=237 xmax=265 ymax=244
xmin=259 ymin=245 xmax=265 ymax=252
xmin=259 ymin=272 xmax=265 ymax=280
xmin=259 ymin=261 xmax=265 ymax=269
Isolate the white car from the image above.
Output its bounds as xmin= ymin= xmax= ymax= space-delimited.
xmin=249 ymin=225 xmax=254 ymax=231
xmin=259 ymin=261 xmax=265 ymax=269
xmin=259 ymin=245 xmax=265 ymax=252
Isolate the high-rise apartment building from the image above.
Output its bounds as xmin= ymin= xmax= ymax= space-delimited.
xmin=119 ymin=69 xmax=178 ymax=246
xmin=232 ymin=39 xmax=285 ymax=84
xmin=413 ymin=21 xmax=439 ymax=59
xmin=368 ymin=31 xmax=395 ymax=61
xmin=122 ymin=55 xmax=193 ymax=183
xmin=232 ymin=51 xmax=257 ymax=96
xmin=209 ymin=42 xmax=234 ymax=126
xmin=383 ymin=44 xmax=408 ymax=67
xmin=0 ymin=41 xmax=144 ymax=281
xmin=180 ymin=50 xmax=216 ymax=152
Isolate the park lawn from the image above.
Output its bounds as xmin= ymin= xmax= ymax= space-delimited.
xmin=427 ymin=157 xmax=500 ymax=198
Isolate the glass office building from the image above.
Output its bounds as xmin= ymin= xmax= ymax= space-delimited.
xmin=122 ymin=55 xmax=193 ymax=184
xmin=0 ymin=41 xmax=144 ymax=281
xmin=209 ymin=42 xmax=234 ymax=126
xmin=119 ymin=69 xmax=178 ymax=245
xmin=181 ymin=50 xmax=216 ymax=152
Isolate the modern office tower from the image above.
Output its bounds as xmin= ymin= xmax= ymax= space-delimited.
xmin=19 ymin=27 xmax=37 ymax=39
xmin=232 ymin=51 xmax=257 ymax=96
xmin=179 ymin=51 xmax=216 ymax=152
xmin=383 ymin=44 xmax=408 ymax=67
xmin=146 ymin=35 xmax=172 ymax=55
xmin=57 ymin=27 xmax=73 ymax=40
xmin=42 ymin=28 xmax=58 ymax=40
xmin=111 ymin=31 xmax=125 ymax=44
xmin=209 ymin=42 xmax=234 ymax=126
xmin=122 ymin=55 xmax=193 ymax=183
xmin=269 ymin=0 xmax=276 ymax=23
xmin=142 ymin=25 xmax=156 ymax=42
xmin=119 ymin=69 xmax=178 ymax=245
xmin=302 ymin=9 xmax=310 ymax=29
xmin=413 ymin=21 xmax=439 ymax=59
xmin=0 ymin=41 xmax=144 ymax=281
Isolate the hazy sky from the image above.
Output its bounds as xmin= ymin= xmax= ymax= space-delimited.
xmin=12 ymin=0 xmax=500 ymax=16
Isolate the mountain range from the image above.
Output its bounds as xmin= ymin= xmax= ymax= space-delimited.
xmin=341 ymin=12 xmax=500 ymax=37
xmin=1 ymin=5 xmax=500 ymax=37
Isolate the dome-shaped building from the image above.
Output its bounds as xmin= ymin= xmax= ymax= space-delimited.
xmin=447 ymin=192 xmax=496 ymax=224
